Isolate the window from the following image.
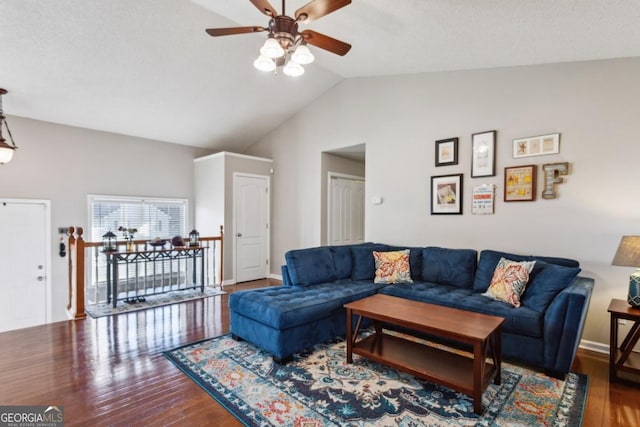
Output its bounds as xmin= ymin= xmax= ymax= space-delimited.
xmin=87 ymin=195 xmax=189 ymax=303
xmin=89 ymin=195 xmax=188 ymax=242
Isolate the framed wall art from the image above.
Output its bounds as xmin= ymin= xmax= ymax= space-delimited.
xmin=472 ymin=184 xmax=495 ymax=215
xmin=435 ymin=137 xmax=458 ymax=166
xmin=430 ymin=173 xmax=463 ymax=215
xmin=504 ymin=164 xmax=536 ymax=202
xmin=512 ymin=133 xmax=560 ymax=158
xmin=471 ymin=130 xmax=496 ymax=177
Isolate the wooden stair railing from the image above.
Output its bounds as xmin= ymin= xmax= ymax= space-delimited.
xmin=66 ymin=225 xmax=224 ymax=320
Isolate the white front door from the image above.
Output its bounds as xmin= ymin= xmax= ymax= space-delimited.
xmin=234 ymin=174 xmax=269 ymax=283
xmin=328 ymin=175 xmax=365 ymax=245
xmin=0 ymin=200 xmax=50 ymax=332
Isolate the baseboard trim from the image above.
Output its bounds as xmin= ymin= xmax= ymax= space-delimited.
xmin=270 ymin=273 xmax=283 ymax=281
xmin=222 ymin=280 xmax=236 ymax=287
xmin=579 ymin=339 xmax=609 ymax=354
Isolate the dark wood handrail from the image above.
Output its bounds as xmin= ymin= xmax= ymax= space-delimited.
xmin=66 ymin=225 xmax=224 ymax=320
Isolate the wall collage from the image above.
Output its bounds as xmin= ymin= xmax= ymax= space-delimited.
xmin=431 ymin=131 xmax=569 ymax=215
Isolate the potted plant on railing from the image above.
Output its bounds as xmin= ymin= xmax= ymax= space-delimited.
xmin=118 ymin=226 xmax=138 ymax=252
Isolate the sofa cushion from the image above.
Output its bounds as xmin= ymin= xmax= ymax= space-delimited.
xmin=482 ymin=258 xmax=536 ymax=307
xmin=329 ymin=245 xmax=354 ymax=279
xmin=285 ymin=247 xmax=337 ymax=286
xmin=521 ymin=261 xmax=581 ymax=313
xmin=373 ymin=250 xmax=413 ymax=284
xmin=473 ymin=250 xmax=579 ymax=292
xmin=328 ymin=243 xmax=374 ymax=279
xmin=421 ymin=247 xmax=477 ymax=289
xmin=350 ymin=244 xmax=389 ymax=280
xmin=229 ymin=282 xmax=385 ymax=330
xmin=387 ymin=246 xmax=424 ymax=281
xmin=380 ymin=282 xmax=544 ymax=337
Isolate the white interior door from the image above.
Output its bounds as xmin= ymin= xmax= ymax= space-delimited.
xmin=328 ymin=175 xmax=365 ymax=245
xmin=0 ymin=200 xmax=50 ymax=332
xmin=234 ymin=174 xmax=269 ymax=283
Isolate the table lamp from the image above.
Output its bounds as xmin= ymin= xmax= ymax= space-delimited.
xmin=612 ymin=235 xmax=640 ymax=307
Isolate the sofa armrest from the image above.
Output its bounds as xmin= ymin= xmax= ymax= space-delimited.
xmin=543 ymin=276 xmax=594 ymax=375
xmin=281 ymin=265 xmax=293 ymax=287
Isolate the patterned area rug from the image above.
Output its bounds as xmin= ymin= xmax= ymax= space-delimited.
xmin=85 ymin=286 xmax=226 ymax=318
xmin=164 ymin=332 xmax=587 ymax=426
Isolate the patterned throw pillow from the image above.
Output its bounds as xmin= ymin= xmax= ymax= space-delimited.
xmin=482 ymin=257 xmax=536 ymax=307
xmin=373 ymin=250 xmax=413 ymax=284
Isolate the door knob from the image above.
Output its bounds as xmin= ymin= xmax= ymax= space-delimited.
xmin=237 ymin=233 xmax=243 ymax=237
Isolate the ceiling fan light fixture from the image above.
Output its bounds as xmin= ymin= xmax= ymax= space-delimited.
xmin=283 ymin=60 xmax=304 ymax=77
xmin=253 ymin=54 xmax=276 ymax=72
xmin=291 ymin=44 xmax=314 ymax=65
xmin=260 ymin=37 xmax=285 ymax=59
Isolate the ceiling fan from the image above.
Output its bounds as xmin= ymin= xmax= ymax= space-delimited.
xmin=206 ymin=0 xmax=352 ymax=76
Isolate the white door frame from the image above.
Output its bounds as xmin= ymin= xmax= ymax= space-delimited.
xmin=327 ymin=172 xmax=365 ymax=245
xmin=232 ymin=172 xmax=271 ymax=283
xmin=0 ymin=198 xmax=53 ymax=324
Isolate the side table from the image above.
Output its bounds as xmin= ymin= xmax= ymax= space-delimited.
xmin=608 ymin=298 xmax=640 ymax=382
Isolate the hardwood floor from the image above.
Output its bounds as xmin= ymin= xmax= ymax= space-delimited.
xmin=0 ymin=279 xmax=638 ymax=426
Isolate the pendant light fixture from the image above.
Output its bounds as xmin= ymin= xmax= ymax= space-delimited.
xmin=0 ymin=88 xmax=18 ymax=165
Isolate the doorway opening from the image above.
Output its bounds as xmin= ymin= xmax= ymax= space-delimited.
xmin=321 ymin=144 xmax=366 ymax=246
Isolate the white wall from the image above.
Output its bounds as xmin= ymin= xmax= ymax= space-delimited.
xmin=246 ymin=57 xmax=640 ymax=347
xmin=194 ymin=152 xmax=273 ymax=283
xmin=0 ymin=116 xmax=205 ymax=322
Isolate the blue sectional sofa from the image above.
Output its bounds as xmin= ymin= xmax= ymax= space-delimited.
xmin=228 ymin=243 xmax=594 ymax=377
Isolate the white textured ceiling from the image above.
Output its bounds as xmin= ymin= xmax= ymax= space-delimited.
xmin=1 ymin=0 xmax=639 ymax=151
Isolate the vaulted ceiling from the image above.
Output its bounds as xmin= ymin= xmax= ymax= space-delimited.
xmin=1 ymin=1 xmax=639 ymax=152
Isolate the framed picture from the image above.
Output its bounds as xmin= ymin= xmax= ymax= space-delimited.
xmin=431 ymin=173 xmax=463 ymax=215
xmin=504 ymin=165 xmax=536 ymax=202
xmin=471 ymin=130 xmax=496 ymax=177
xmin=472 ymin=184 xmax=495 ymax=215
xmin=435 ymin=137 xmax=458 ymax=166
xmin=512 ymin=133 xmax=560 ymax=158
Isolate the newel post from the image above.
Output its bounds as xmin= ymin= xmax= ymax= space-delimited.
xmin=66 ymin=227 xmax=76 ymax=312
xmin=66 ymin=226 xmax=87 ymax=320
xmin=219 ymin=225 xmax=224 ymax=286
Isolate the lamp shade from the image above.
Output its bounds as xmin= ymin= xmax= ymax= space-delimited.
xmin=0 ymin=142 xmax=15 ymax=164
xmin=283 ymin=60 xmax=304 ymax=77
xmin=612 ymin=236 xmax=640 ymax=267
xmin=260 ymin=37 xmax=284 ymax=59
xmin=253 ymin=54 xmax=276 ymax=72
xmin=291 ymin=44 xmax=314 ymax=65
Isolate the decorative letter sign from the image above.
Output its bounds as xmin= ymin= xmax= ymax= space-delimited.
xmin=542 ymin=162 xmax=569 ymax=199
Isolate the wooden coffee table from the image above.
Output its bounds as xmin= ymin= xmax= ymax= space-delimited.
xmin=344 ymin=294 xmax=504 ymax=415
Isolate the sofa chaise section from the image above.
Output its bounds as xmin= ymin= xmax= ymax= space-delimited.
xmin=229 ymin=245 xmax=386 ymax=362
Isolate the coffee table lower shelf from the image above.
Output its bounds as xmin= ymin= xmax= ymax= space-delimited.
xmin=352 ymin=333 xmax=497 ymax=399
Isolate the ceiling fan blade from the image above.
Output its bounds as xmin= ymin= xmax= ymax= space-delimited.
xmin=249 ymin=0 xmax=278 ymax=17
xmin=205 ymin=26 xmax=266 ymax=37
xmin=301 ymin=30 xmax=351 ymax=56
xmin=295 ymin=0 xmax=351 ymax=23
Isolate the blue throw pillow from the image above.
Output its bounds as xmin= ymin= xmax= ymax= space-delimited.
xmin=351 ymin=244 xmax=388 ymax=280
xmin=421 ymin=247 xmax=477 ymax=288
xmin=285 ymin=247 xmax=337 ymax=286
xmin=520 ymin=261 xmax=581 ymax=313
